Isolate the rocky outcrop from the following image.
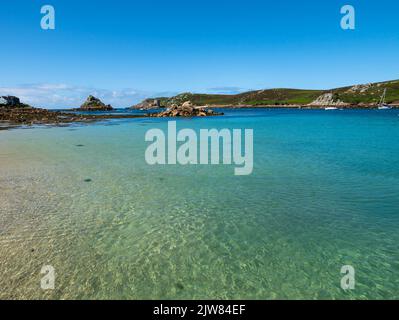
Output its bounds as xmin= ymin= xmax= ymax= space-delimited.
xmin=164 ymin=93 xmax=195 ymax=107
xmin=346 ymin=83 xmax=373 ymax=93
xmin=78 ymin=95 xmax=113 ymax=111
xmin=0 ymin=96 xmax=32 ymax=108
xmin=308 ymin=93 xmax=348 ymax=107
xmin=130 ymin=99 xmax=162 ymax=110
xmin=152 ymin=101 xmax=222 ymax=117
xmin=181 ymin=101 xmax=194 ymax=109
xmin=0 ymin=108 xmax=75 ymax=125
xmin=0 ymin=107 xmax=146 ymax=127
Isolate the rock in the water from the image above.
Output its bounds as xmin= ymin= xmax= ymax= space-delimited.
xmin=152 ymin=101 xmax=223 ymax=117
xmin=79 ymin=95 xmax=113 ymax=111
xmin=176 ymin=282 xmax=184 ymax=290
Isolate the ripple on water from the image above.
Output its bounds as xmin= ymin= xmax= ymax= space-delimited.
xmin=1 ymin=110 xmax=399 ymax=299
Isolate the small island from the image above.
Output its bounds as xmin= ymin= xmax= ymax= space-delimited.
xmin=75 ymin=95 xmax=114 ymax=111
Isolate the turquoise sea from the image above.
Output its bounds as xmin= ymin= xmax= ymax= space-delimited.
xmin=1 ymin=108 xmax=399 ymax=299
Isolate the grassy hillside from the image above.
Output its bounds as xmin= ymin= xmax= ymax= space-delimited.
xmin=138 ymin=79 xmax=399 ymax=107
xmin=155 ymin=89 xmax=324 ymax=106
xmin=332 ymin=80 xmax=399 ymax=105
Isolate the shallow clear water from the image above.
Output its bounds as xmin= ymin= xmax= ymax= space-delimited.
xmin=1 ymin=109 xmax=399 ymax=299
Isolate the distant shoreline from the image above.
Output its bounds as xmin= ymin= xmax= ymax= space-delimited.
xmin=132 ymin=104 xmax=399 ymax=111
xmin=200 ymin=104 xmax=399 ymax=109
xmin=131 ymin=79 xmax=399 ymax=110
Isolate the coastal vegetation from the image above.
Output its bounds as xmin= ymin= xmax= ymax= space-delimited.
xmin=132 ymin=79 xmax=399 ymax=109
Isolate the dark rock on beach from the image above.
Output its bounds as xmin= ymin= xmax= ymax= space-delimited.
xmin=0 ymin=107 xmax=89 ymax=125
xmin=77 ymin=95 xmax=113 ymax=111
xmin=0 ymin=107 xmax=146 ymax=126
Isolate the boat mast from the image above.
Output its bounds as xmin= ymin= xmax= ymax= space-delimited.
xmin=379 ymin=88 xmax=387 ymax=106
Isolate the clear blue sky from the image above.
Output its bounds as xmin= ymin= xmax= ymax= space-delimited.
xmin=1 ymin=0 xmax=398 ymax=108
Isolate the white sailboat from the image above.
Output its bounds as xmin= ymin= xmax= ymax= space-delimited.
xmin=324 ymin=107 xmax=338 ymax=110
xmin=378 ymin=89 xmax=392 ymax=110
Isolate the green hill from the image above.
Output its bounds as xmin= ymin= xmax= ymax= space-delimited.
xmin=134 ymin=79 xmax=399 ymax=108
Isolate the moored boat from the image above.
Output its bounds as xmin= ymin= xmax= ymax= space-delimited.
xmin=378 ymin=89 xmax=392 ymax=110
